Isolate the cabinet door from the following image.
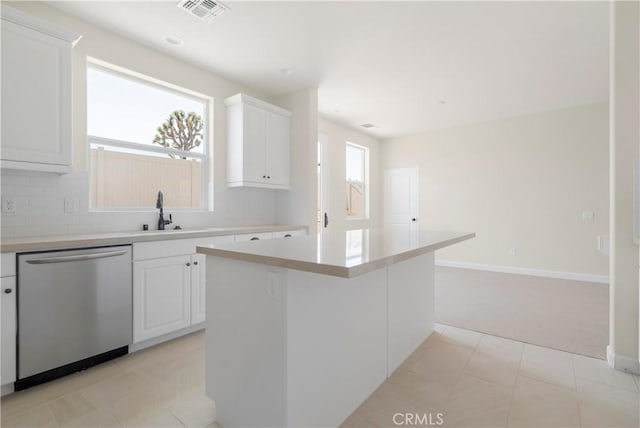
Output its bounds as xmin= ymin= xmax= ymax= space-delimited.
xmin=242 ymin=103 xmax=267 ymax=184
xmin=1 ymin=276 xmax=16 ymax=385
xmin=190 ymin=253 xmax=207 ymax=325
xmin=265 ymin=112 xmax=290 ymax=188
xmin=1 ymin=21 xmax=72 ymax=168
xmin=133 ymin=256 xmax=192 ymax=343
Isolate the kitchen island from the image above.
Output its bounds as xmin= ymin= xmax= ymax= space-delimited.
xmin=196 ymin=229 xmax=474 ymax=427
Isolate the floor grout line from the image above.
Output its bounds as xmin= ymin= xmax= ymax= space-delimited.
xmin=571 ymin=348 xmax=583 ymax=428
xmin=505 ymin=336 xmax=527 ymax=427
xmin=516 ymin=372 xmax=578 ymax=393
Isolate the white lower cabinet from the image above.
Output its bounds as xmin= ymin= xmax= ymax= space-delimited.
xmin=190 ymin=253 xmax=207 ymax=325
xmin=1 ymin=276 xmax=16 ymax=386
xmin=133 ymin=255 xmax=192 ymax=343
xmin=1 ymin=252 xmax=16 ymax=387
xmin=132 ymin=231 xmax=304 ymax=344
xmin=132 ymin=235 xmax=233 ymax=344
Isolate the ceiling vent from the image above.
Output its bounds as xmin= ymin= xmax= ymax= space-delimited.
xmin=177 ymin=0 xmax=228 ymax=22
xmin=360 ymin=123 xmax=377 ymax=129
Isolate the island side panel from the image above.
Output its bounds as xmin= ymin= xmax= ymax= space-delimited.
xmin=387 ymin=252 xmax=435 ymax=374
xmin=205 ymin=256 xmax=287 ymax=427
xmin=285 ymin=268 xmax=388 ymax=427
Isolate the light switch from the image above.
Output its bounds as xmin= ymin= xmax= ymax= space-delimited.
xmin=582 ymin=211 xmax=594 ymax=221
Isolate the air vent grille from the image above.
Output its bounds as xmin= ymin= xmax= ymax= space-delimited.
xmin=177 ymin=0 xmax=228 ymax=22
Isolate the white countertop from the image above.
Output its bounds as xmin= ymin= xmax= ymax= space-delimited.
xmin=196 ymin=229 xmax=475 ymax=278
xmin=0 ymin=225 xmax=306 ymax=253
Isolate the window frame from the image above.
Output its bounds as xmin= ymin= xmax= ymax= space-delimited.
xmin=345 ymin=141 xmax=370 ymax=221
xmin=86 ymin=57 xmax=214 ymax=212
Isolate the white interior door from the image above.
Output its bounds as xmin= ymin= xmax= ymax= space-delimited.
xmin=384 ymin=167 xmax=419 ymax=251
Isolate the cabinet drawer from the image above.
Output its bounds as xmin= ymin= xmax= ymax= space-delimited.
xmin=273 ymin=229 xmax=306 ymax=239
xmin=134 ymin=235 xmax=235 ymax=261
xmin=235 ymin=232 xmax=274 ymax=242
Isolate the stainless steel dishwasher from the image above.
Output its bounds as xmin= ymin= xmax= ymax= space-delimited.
xmin=17 ymin=245 xmax=132 ymax=390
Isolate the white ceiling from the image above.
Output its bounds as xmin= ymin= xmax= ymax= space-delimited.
xmin=50 ymin=1 xmax=609 ymax=139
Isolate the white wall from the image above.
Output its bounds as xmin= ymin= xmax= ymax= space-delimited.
xmin=0 ymin=1 xmax=282 ymax=238
xmin=318 ymin=118 xmax=381 ymax=231
xmin=609 ymin=0 xmax=639 ymax=373
xmin=274 ymin=89 xmax=318 ymax=229
xmin=381 ymin=103 xmax=609 ymax=277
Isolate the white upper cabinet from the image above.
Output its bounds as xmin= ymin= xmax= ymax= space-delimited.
xmin=0 ymin=6 xmax=81 ymax=174
xmin=225 ymin=94 xmax=291 ymax=189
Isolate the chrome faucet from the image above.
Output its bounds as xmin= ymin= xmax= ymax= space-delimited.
xmin=156 ymin=190 xmax=172 ymax=230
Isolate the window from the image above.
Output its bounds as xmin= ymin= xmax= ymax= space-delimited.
xmin=345 ymin=229 xmax=364 ymax=265
xmin=346 ymin=142 xmax=368 ymax=219
xmin=87 ymin=60 xmax=211 ymax=210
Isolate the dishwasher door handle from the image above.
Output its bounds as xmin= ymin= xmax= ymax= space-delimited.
xmin=25 ymin=250 xmax=129 ymax=264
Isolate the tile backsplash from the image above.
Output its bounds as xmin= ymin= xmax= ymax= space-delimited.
xmin=1 ymin=170 xmax=277 ymax=239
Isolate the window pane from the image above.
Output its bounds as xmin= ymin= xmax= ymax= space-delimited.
xmin=346 ymin=145 xmax=364 ymax=182
xmin=90 ymin=144 xmax=202 ymax=209
xmin=87 ymin=63 xmax=210 ymax=211
xmin=346 ymin=229 xmax=364 ymax=264
xmin=87 ymin=66 xmax=206 ymax=154
xmin=346 ymin=143 xmax=367 ymax=218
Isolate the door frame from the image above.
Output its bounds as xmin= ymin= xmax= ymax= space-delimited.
xmin=318 ymin=133 xmax=330 ymax=232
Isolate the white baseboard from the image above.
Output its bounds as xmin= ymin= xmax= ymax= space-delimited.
xmin=606 ymin=345 xmax=640 ymax=375
xmin=129 ymin=323 xmax=205 ymax=353
xmin=435 ymin=260 xmax=609 ymax=284
xmin=606 ymin=345 xmax=615 ymax=367
xmin=1 ymin=383 xmax=14 ymax=397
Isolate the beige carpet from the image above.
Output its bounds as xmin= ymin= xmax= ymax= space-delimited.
xmin=434 ymin=266 xmax=609 ymax=359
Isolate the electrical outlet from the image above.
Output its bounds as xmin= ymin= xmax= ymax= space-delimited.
xmin=64 ymin=198 xmax=78 ymax=213
xmin=2 ymin=197 xmax=16 ymax=214
xmin=509 ymin=248 xmax=517 ymax=256
xmin=266 ymin=272 xmax=281 ymax=301
xmin=597 ymin=235 xmax=610 ymax=255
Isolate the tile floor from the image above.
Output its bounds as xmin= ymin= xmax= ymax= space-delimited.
xmin=1 ymin=331 xmax=216 ymax=428
xmin=1 ymin=325 xmax=639 ymax=428
xmin=343 ymin=324 xmax=640 ymax=427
